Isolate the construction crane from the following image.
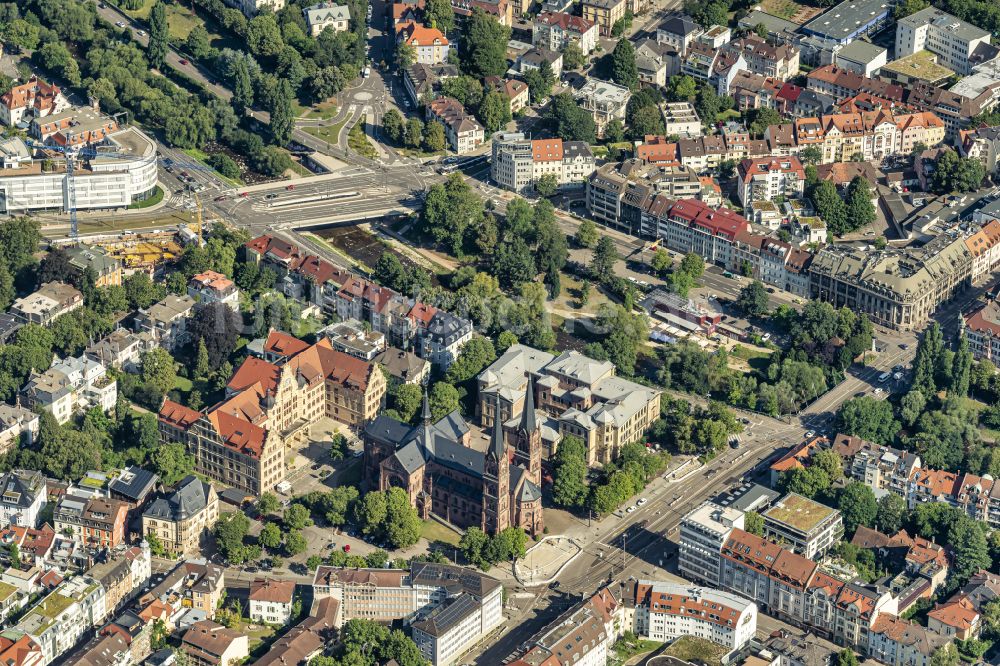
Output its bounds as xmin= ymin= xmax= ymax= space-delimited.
xmin=192 ymin=191 xmax=204 ymax=245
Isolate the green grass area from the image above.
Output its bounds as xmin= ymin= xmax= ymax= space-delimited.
xmin=181 ymin=148 xmax=244 ymax=187
xmin=348 ymin=118 xmax=378 ymax=159
xmin=166 ymin=4 xmax=203 ymax=40
xmin=421 ymin=520 xmax=462 ymax=546
xmin=127 ymin=185 xmax=164 ymax=210
xmin=663 ymin=636 xmax=727 ymax=666
xmin=286 ymin=157 xmax=312 ymax=177
xmin=730 ymin=344 xmax=773 ymax=361
xmin=119 ymin=0 xmax=155 ymax=19
xmin=612 ymin=636 xmax=662 ymax=664
xmin=591 ymin=145 xmax=609 ymax=159
xmin=760 ymin=0 xmax=804 ymax=18
xmin=173 ymin=376 xmax=193 ymax=393
xmin=303 ymin=102 xmax=339 ymax=119
xmin=303 ymin=120 xmax=347 ymax=146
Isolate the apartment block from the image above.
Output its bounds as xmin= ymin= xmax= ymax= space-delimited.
xmin=188 ymin=270 xmax=240 ymax=311
xmin=21 ymin=355 xmax=117 ymax=425
xmin=133 ymin=294 xmax=196 ymax=353
xmin=896 ymin=7 xmax=993 ymax=76
xmin=762 ymin=493 xmax=843 ymax=558
xmin=303 ymin=2 xmax=350 ymax=36
xmin=509 ymin=588 xmax=622 ymax=666
xmin=582 ymin=0 xmax=626 ymax=36
xmin=736 ymin=156 xmax=806 ymax=207
xmin=0 ymin=470 xmax=46 ymax=529
xmin=10 ymin=282 xmax=82 ymax=326
xmin=425 ymin=97 xmax=485 ymax=154
xmin=397 ymin=23 xmax=450 ymax=64
xmin=492 ymin=133 xmax=596 ymax=194
xmin=574 ymin=78 xmax=631 ymax=138
xmin=142 ymin=476 xmax=219 ymax=557
xmin=630 ymin=581 xmax=757 ymax=649
xmin=249 ymin=578 xmax=296 ymax=626
xmin=726 ymin=36 xmax=800 ymax=81
xmin=53 ymin=494 xmax=130 ymax=549
xmin=679 ymin=502 xmax=745 ymax=586
xmin=532 ymin=12 xmax=598 ymax=54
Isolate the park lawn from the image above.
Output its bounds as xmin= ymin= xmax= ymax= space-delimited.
xmin=348 ymin=120 xmax=378 ymax=159
xmin=120 ymin=0 xmax=155 ymax=20
xmin=166 ymin=4 xmax=203 ymax=40
xmin=421 ymin=520 xmax=461 ymax=547
xmin=760 ymin=0 xmax=803 ymax=18
xmin=663 ymin=636 xmax=727 ymax=666
xmin=303 ymin=120 xmax=347 ymax=146
xmin=553 ymin=271 xmax=611 ymax=315
xmin=182 ymin=148 xmax=244 ymax=186
xmin=304 ymin=102 xmax=339 ymax=119
xmin=172 ymin=376 xmax=193 ymax=393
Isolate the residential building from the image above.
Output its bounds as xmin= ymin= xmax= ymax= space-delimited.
xmin=53 ymin=494 xmax=129 ymax=549
xmin=142 ymin=476 xmax=219 ymax=557
xmin=0 ymin=470 xmax=46 ymax=529
xmin=85 ymin=328 xmax=144 ymax=372
xmin=364 ymin=392 xmax=543 ymax=535
xmin=187 ymin=270 xmax=240 ymax=311
xmin=65 ymin=244 xmax=122 ymax=288
xmin=17 ymin=575 xmax=107 ymax=665
xmin=249 ymin=578 xmax=296 ymax=625
xmin=0 ymin=635 xmax=43 ymax=666
xmin=587 ymin=159 xmax=702 ymax=233
xmin=134 ymin=294 xmax=196 ymax=353
xmin=21 ymin=355 xmax=117 ymax=425
xmin=869 ymin=614 xmax=951 ymax=666
xmin=896 ymin=7 xmax=993 ymax=76
xmin=736 ymin=156 xmax=806 ymax=207
xmin=450 ymin=0 xmax=513 ymax=26
xmin=0 ymin=77 xmax=69 ymax=127
xmin=965 ymin=299 xmax=1000 ymax=361
xmin=960 ymin=124 xmax=1000 ymax=177
xmin=478 ymin=345 xmax=661 ymax=466
xmin=426 ymin=97 xmax=485 ymax=154
xmin=582 ymin=0 xmax=626 ymax=36
xmin=492 ymin=133 xmax=596 ymax=193
xmin=0 ymin=128 xmax=158 ymax=214
xmin=87 ymin=543 xmax=152 ymax=617
xmin=679 ymin=502 xmax=745 ymax=586
xmin=322 ymin=320 xmax=386 ymax=360
xmin=376 ymin=347 xmax=431 ymax=385
xmin=806 ymin=64 xmax=903 ymax=103
xmin=907 ymin=80 xmax=1000 ymax=139
xmin=108 ymin=466 xmax=158 ymax=508
xmin=303 ymin=2 xmax=350 ymax=36
xmin=631 ymin=581 xmax=757 ymax=649
xmin=508 ymin=588 xmax=622 ymax=666
xmin=635 ymin=40 xmax=676 ymax=88
xmin=486 ymin=77 xmax=530 ymax=114
xmin=656 ymin=14 xmax=703 ymax=53
xmin=181 ymin=620 xmax=249 ymax=666
xmin=398 ymin=23 xmax=450 ymax=64
xmin=663 ymin=102 xmax=702 ymax=137
xmin=879 ymin=50 xmax=953 ymax=86
xmin=726 ymin=36 xmax=800 ymax=81
xmin=10 ymin=282 xmax=82 ymax=326
xmin=0 ymin=405 xmax=39 ymax=456
xmin=30 ymin=106 xmax=118 ymax=145
xmin=809 ymin=235 xmax=972 ymax=331
xmin=838 ymin=434 xmax=922 ymax=498
xmin=518 ymin=47 xmax=564 ymax=78
xmin=574 ymin=78 xmax=631 ymax=138
xmin=927 ymin=597 xmax=980 ymax=639
xmin=137 ymin=560 xmax=225 ymax=624
xmin=762 ymin=493 xmax=843 ymax=558
xmin=532 ymin=12 xmax=598 ymax=54
xmin=404 ymin=63 xmax=460 ymax=104
xmin=253 ymin=597 xmax=337 ymax=666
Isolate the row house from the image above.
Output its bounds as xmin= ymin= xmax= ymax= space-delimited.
xmin=509 ymin=587 xmax=622 ymax=666
xmin=491 ymin=133 xmax=596 ymax=194
xmin=964 ymin=298 xmax=1000 ymax=362
xmin=17 ymin=575 xmax=108 ymax=665
xmin=244 ymin=235 xmax=474 ymax=369
xmin=718 ymin=528 xmax=898 ymax=652
xmin=906 ymin=81 xmax=1000 ymax=140
xmin=136 ymin=559 xmax=225 ymax=632
xmin=629 ymin=581 xmax=758 ymax=650
xmin=53 ymin=494 xmax=130 ymax=549
xmin=806 ymin=65 xmax=905 ymax=104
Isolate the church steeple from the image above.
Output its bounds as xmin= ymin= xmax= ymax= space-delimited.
xmin=519 ymin=375 xmax=537 ymax=434
xmin=421 ymin=388 xmax=432 ymax=425
xmin=489 ymin=396 xmax=505 ymax=462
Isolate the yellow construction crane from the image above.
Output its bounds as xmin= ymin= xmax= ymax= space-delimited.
xmin=192 ymin=192 xmax=204 ymax=245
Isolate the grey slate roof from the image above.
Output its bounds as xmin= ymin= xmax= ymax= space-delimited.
xmin=143 ymin=475 xmax=212 ymax=521
xmin=109 ymin=466 xmax=158 ymax=504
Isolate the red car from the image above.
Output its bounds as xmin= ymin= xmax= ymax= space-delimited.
xmin=286 ymin=184 xmax=295 ymax=190
xmin=179 ymin=58 xmax=189 ymax=65
xmin=240 ymin=192 xmax=249 ymax=198
xmin=343 ymin=544 xmax=351 ymax=553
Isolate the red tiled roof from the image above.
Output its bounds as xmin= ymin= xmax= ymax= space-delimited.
xmin=668 ymin=199 xmax=749 ymax=239
xmin=928 ymin=597 xmax=979 ymax=631
xmin=264 ymin=330 xmax=311 ymax=358
xmin=534 ymin=11 xmax=595 ymax=33
xmin=159 ymin=400 xmax=202 ymax=430
xmin=532 ymin=139 xmax=564 ymax=162
xmin=207 ymin=410 xmax=265 ymax=459
xmin=227 ymin=357 xmax=282 ymax=397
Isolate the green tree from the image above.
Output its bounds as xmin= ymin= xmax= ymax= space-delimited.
xmin=952 ymin=335 xmax=973 ymax=397
xmin=393 ymin=384 xmax=424 ymax=423
xmin=478 ymin=91 xmax=511 ymax=133
xmin=837 ymin=649 xmax=859 ymax=666
xmin=426 ymin=0 xmax=456 ymax=32
xmin=140 ymin=348 xmax=176 ymax=396
xmin=258 ymin=523 xmax=281 ymax=550
xmin=463 ymin=10 xmax=511 ymax=78
xmin=845 ymin=177 xmax=876 ymax=232
xmin=949 ymin=515 xmax=991 ymax=585
xmin=186 ymin=25 xmax=213 ymax=59
xmin=269 ymin=79 xmax=295 ymax=145
xmin=552 ymin=435 xmax=588 ymax=508
xmin=535 ymin=173 xmax=558 ymax=197
xmin=876 ymin=494 xmax=907 ymax=535
xmin=148 ymin=2 xmax=169 ymax=69
xmin=590 ymin=236 xmax=618 ymax=283
xmin=746 ymin=107 xmax=782 ymax=139
xmin=423 ymin=120 xmax=447 ymax=152
xmin=285 ymin=503 xmax=311 ymax=530
xmin=150 ymin=443 xmax=195 ymax=486
xmin=405 ymin=117 xmax=425 ymax=149
xmin=576 ymin=219 xmax=598 ymax=248
xmin=838 ymin=482 xmax=877 ymax=535
xmin=680 ymin=253 xmax=704 ymax=279
xmin=611 ymin=39 xmax=638 ymax=90
xmin=913 ymin=322 xmax=945 ymax=395
xmin=895 ymin=0 xmax=929 ymax=17
xmin=384 ymin=487 xmax=422 ymax=548
xmin=396 ymin=42 xmax=417 ymax=68
xmin=745 ymin=511 xmax=764 ymax=535
xmin=284 ymin=530 xmax=308 ymax=556
xmin=429 ymin=382 xmax=460 ymax=420
xmin=247 ymin=14 xmax=284 ymax=57
xmin=665 ymin=75 xmax=697 ymax=102
xmin=232 ymin=59 xmax=254 ymax=115
xmin=811 ymin=180 xmax=847 ymax=235
xmin=562 ymin=42 xmax=585 ymax=71
xmin=258 ymin=492 xmax=280 ymax=515
xmin=383 ymin=108 xmax=405 ymax=144
xmin=214 ymin=511 xmax=252 ymax=563
xmin=736 ymin=280 xmax=769 ymax=317
xmin=446 ymin=337 xmax=497 ymax=384
xmin=837 ymin=396 xmax=899 ymax=446
xmin=548 ymin=92 xmax=596 ymax=143
xmin=2 ymin=20 xmax=40 ymax=52
xmin=932 ymin=148 xmax=985 ymax=194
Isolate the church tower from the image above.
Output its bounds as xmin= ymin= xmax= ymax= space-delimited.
xmin=513 ymin=375 xmax=543 ymax=487
xmin=482 ymin=397 xmax=510 ymax=535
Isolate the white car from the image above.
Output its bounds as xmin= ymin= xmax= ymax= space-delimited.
xmin=137 ymin=29 xmax=146 ymax=36
xmin=626 ymin=506 xmax=636 ymax=514
xmin=116 ymin=21 xmax=126 ymax=27
xmin=805 ymin=430 xmax=815 ymax=438
xmin=874 ymin=387 xmax=884 ymax=395
xmin=636 ymin=498 xmax=647 ymax=506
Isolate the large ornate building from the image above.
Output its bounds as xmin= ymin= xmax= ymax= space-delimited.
xmin=363 ymin=388 xmax=544 ymax=536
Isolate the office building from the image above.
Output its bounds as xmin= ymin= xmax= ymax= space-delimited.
xmin=679 ymin=502 xmax=745 ymax=586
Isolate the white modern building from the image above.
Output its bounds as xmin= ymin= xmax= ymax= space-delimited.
xmin=679 ymin=502 xmax=745 ymax=586
xmin=574 ymin=78 xmax=631 ymax=138
xmin=895 ymin=7 xmax=994 ymax=76
xmin=532 ymin=12 xmax=598 ymax=54
xmin=631 ymin=581 xmax=758 ymax=650
xmin=249 ymin=578 xmax=296 ymax=626
xmin=736 ymin=156 xmax=806 ymax=207
xmin=663 ymin=102 xmax=702 ymax=138
xmin=21 ymin=356 xmax=117 ymax=425
xmin=0 ymin=470 xmax=46 ymax=529
xmin=0 ymin=126 xmax=158 ymax=214
xmin=762 ymin=492 xmax=843 ymax=559
xmin=491 ymin=132 xmax=596 ymax=193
